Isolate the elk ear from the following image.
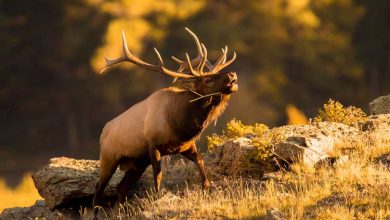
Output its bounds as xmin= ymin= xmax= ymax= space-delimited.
xmin=173 ymin=78 xmax=198 ymax=90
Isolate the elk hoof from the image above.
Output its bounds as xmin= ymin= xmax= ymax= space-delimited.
xmin=203 ymin=180 xmax=210 ymax=189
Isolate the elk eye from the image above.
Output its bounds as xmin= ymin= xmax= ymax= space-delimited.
xmin=204 ymin=78 xmax=213 ymax=84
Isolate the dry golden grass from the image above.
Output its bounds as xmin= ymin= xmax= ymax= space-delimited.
xmin=0 ymin=173 xmax=42 ymax=212
xmin=87 ymin=139 xmax=390 ymax=220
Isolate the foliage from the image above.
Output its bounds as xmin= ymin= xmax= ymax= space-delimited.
xmin=225 ymin=119 xmax=269 ymax=138
xmin=207 ymin=119 xmax=269 ymax=149
xmin=313 ymin=99 xmax=367 ymax=126
xmin=208 ymin=119 xmax=284 ymax=163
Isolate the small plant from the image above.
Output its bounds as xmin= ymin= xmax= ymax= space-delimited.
xmin=313 ymin=99 xmax=367 ymax=126
xmin=207 ymin=119 xmax=269 ymax=150
xmin=207 ymin=119 xmax=282 ymax=164
xmin=251 ymin=129 xmax=285 ymax=161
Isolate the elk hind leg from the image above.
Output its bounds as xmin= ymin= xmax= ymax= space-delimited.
xmin=117 ymin=159 xmax=148 ymax=203
xmin=93 ymin=158 xmax=118 ymax=218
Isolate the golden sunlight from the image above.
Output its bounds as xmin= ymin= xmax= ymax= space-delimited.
xmin=0 ymin=174 xmax=42 ymax=212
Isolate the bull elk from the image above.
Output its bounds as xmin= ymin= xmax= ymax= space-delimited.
xmin=93 ymin=27 xmax=238 ymax=216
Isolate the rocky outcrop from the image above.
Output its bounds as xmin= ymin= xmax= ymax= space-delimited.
xmin=205 ymin=137 xmax=266 ymax=178
xmin=369 ymin=94 xmax=390 ymax=115
xmin=0 ymin=200 xmax=58 ymax=220
xmin=207 ymin=124 xmax=340 ymax=176
xmin=363 ymin=114 xmax=390 ymax=148
xmin=31 ymin=157 xmax=152 ymax=210
xmin=0 ymin=200 xmax=72 ymax=220
xmin=207 ymin=115 xmax=390 ymax=177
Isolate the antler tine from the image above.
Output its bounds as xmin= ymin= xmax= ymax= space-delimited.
xmin=171 ymin=27 xmax=212 ymax=73
xmin=209 ymin=46 xmax=228 ymax=72
xmin=153 ymin=47 xmax=195 ymax=78
xmin=185 ymin=27 xmax=213 ymax=71
xmin=222 ymin=46 xmax=228 ymax=63
xmin=172 ymin=56 xmax=212 ymax=72
xmin=153 ymin=48 xmax=165 ymax=66
xmin=210 ymin=51 xmax=236 ymax=74
xmin=172 ymin=56 xmax=184 ymax=64
xmin=184 ymin=27 xmax=204 ymax=57
xmin=99 ymin=30 xmax=193 ymax=78
xmin=185 ymin=53 xmax=199 ymax=76
xmin=199 ymin=43 xmax=208 ymax=75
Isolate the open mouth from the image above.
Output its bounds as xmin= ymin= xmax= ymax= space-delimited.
xmin=226 ymin=79 xmax=238 ymax=93
xmin=229 ymin=83 xmax=238 ymax=92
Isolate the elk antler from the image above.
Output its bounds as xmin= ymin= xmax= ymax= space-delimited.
xmin=99 ymin=30 xmax=195 ymax=78
xmin=172 ymin=27 xmax=213 ymax=74
xmin=209 ymin=47 xmax=236 ymax=74
xmin=99 ymin=28 xmax=236 ymax=77
xmin=171 ymin=27 xmax=236 ymax=75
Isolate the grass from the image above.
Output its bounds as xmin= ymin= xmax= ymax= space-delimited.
xmin=0 ymin=173 xmax=42 ymax=212
xmin=80 ymin=137 xmax=390 ymax=219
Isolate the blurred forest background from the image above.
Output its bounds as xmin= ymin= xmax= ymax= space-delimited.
xmin=0 ymin=0 xmax=389 ymax=186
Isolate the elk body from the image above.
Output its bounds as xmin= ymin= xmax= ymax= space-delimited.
xmin=93 ymin=28 xmax=238 ymax=216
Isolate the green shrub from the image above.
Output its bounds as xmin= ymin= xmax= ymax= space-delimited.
xmin=313 ymin=99 xmax=367 ymax=126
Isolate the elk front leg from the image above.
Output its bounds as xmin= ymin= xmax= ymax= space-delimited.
xmin=149 ymin=147 xmax=162 ymax=192
xmin=181 ymin=143 xmax=210 ymax=189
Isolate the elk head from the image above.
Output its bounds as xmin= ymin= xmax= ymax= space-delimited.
xmin=99 ymin=27 xmax=238 ymax=100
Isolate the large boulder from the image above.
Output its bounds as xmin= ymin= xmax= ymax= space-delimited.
xmin=31 ymin=157 xmax=152 ymax=209
xmin=205 ymin=137 xmax=266 ymax=178
xmin=273 ymin=124 xmax=337 ymax=166
xmin=206 ymin=124 xmax=340 ymax=177
xmin=369 ymin=94 xmax=390 ymax=115
xmin=206 ymin=117 xmax=390 ymax=177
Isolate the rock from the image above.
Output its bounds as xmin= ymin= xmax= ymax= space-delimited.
xmin=375 ymin=153 xmax=390 ymax=167
xmin=0 ymin=200 xmax=73 ymax=220
xmin=314 ymin=155 xmax=350 ymax=168
xmin=265 ymin=208 xmax=286 ymax=220
xmin=315 ymin=122 xmax=366 ymax=149
xmin=205 ymin=137 xmax=266 ymax=178
xmin=32 ymin=157 xmax=152 ymax=209
xmin=206 ymin=119 xmax=387 ymax=176
xmin=273 ymin=125 xmax=336 ymax=167
xmin=369 ymin=94 xmax=390 ymax=115
xmin=363 ymin=114 xmax=390 ymax=148
xmin=206 ymin=124 xmax=338 ymax=177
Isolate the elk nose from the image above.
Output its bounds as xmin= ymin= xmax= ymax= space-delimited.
xmin=228 ymin=72 xmax=237 ymax=81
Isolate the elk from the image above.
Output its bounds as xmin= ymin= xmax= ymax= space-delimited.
xmin=93 ymin=27 xmax=238 ymax=215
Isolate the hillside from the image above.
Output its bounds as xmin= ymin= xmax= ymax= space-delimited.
xmin=1 ymin=99 xmax=389 ymax=220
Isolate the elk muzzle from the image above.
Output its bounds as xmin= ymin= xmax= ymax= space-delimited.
xmin=226 ymin=72 xmax=238 ymax=93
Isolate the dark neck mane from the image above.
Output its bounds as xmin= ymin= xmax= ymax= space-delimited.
xmin=169 ymin=89 xmax=230 ymax=142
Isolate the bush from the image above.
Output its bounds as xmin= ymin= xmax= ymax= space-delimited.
xmin=313 ymin=99 xmax=367 ymax=126
xmin=207 ymin=119 xmax=283 ymax=163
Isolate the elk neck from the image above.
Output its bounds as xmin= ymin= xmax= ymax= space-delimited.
xmin=169 ymin=89 xmax=230 ymax=142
